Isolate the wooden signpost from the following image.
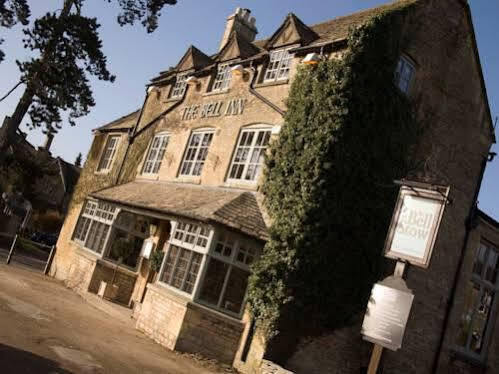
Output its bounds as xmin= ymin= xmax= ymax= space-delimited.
xmin=362 ymin=181 xmax=449 ymax=373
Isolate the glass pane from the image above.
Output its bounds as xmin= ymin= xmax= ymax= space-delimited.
xmin=171 ymin=248 xmax=190 ymax=289
xmin=160 ymin=245 xmax=179 ymax=284
xmin=485 ymin=250 xmax=498 ymax=284
xmin=221 ymin=267 xmax=250 ymax=314
xmin=199 ymin=258 xmax=229 ymax=306
xmin=183 ymin=252 xmax=202 ymax=294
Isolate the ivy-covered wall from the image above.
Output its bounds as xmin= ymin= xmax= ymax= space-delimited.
xmin=247 ymin=5 xmax=421 ymax=356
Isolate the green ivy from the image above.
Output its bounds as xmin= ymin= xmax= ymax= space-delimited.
xmin=247 ymin=5 xmax=421 ymax=340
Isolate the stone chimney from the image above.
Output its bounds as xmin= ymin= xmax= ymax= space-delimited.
xmin=219 ymin=8 xmax=258 ymax=51
xmin=42 ymin=131 xmax=55 ymax=152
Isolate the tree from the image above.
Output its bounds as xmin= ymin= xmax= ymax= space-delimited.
xmin=74 ymin=152 xmax=82 ymax=167
xmin=0 ymin=0 xmax=30 ymax=63
xmin=0 ymin=0 xmax=177 ymax=153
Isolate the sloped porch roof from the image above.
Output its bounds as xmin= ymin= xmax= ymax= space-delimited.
xmin=90 ymin=181 xmax=269 ymax=241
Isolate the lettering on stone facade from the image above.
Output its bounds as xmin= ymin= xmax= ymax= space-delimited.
xmin=182 ymin=98 xmax=247 ymax=121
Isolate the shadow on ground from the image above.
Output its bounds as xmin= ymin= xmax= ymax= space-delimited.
xmin=0 ymin=343 xmax=72 ymax=374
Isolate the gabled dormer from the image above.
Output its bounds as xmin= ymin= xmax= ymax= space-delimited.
xmin=216 ymin=30 xmax=261 ymax=63
xmin=176 ymin=45 xmax=213 ymax=72
xmin=264 ymin=13 xmax=319 ymax=49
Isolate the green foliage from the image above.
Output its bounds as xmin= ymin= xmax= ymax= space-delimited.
xmin=0 ymin=0 xmax=30 ymax=63
xmin=19 ymin=12 xmax=115 ymax=132
xmin=247 ymin=7 xmax=420 ymax=338
xmin=149 ymin=249 xmax=165 ymax=273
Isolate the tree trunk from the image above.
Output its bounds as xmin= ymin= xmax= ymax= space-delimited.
xmin=0 ymin=0 xmax=75 ymax=154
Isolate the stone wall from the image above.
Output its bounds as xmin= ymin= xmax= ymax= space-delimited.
xmin=88 ymin=261 xmax=137 ymax=306
xmin=136 ymin=283 xmax=245 ymax=364
xmin=282 ymin=1 xmax=495 ymax=373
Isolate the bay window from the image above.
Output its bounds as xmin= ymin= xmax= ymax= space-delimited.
xmin=455 ymin=242 xmax=498 ymax=363
xmin=72 ymin=200 xmax=117 ymax=255
xmin=158 ymin=221 xmax=261 ymax=317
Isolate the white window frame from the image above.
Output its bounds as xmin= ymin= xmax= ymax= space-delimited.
xmin=227 ymin=126 xmax=272 ymax=183
xmin=212 ymin=63 xmax=232 ymax=92
xmin=194 ymin=229 xmax=260 ymax=318
xmin=171 ymin=72 xmax=188 ymax=99
xmin=454 ymin=241 xmax=499 ymax=364
xmin=142 ymin=132 xmax=170 ymax=176
xmin=264 ymin=47 xmax=294 ymax=82
xmin=72 ymin=200 xmax=118 ymax=256
xmin=158 ymin=221 xmax=214 ymax=297
xmin=395 ymin=56 xmax=415 ymax=94
xmin=96 ymin=135 xmax=120 ymax=173
xmin=178 ymin=129 xmax=215 ymax=177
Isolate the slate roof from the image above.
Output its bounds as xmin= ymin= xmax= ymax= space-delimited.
xmin=96 ymin=110 xmax=140 ymax=132
xmin=151 ymin=0 xmax=419 ymax=83
xmin=91 ymin=181 xmax=269 ymax=241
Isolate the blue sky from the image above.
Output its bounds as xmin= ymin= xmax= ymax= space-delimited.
xmin=0 ymin=0 xmax=497 ymax=218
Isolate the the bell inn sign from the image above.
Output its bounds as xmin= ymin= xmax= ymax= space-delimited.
xmin=383 ymin=182 xmax=449 ymax=268
xmin=182 ymin=98 xmax=247 ymax=121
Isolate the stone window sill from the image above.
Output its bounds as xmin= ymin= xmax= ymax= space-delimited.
xmin=203 ymin=89 xmax=230 ymax=97
xmin=173 ymin=176 xmax=202 ymax=185
xmin=148 ymin=282 xmax=191 ymax=305
xmin=223 ymin=180 xmax=258 ymax=191
xmin=164 ymin=97 xmax=182 ymax=103
xmin=73 ymin=244 xmax=101 ymax=261
xmin=254 ymin=79 xmax=289 ymax=88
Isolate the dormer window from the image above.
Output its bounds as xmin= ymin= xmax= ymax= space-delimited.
xmin=264 ymin=48 xmax=294 ymax=82
xmin=395 ymin=56 xmax=415 ymax=94
xmin=212 ymin=63 xmax=232 ymax=92
xmin=171 ymin=72 xmax=188 ymax=99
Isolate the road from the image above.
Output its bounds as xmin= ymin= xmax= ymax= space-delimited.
xmin=0 ymin=264 xmax=227 ymax=373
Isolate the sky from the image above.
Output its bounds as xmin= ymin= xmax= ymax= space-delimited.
xmin=0 ymin=0 xmax=497 ymax=218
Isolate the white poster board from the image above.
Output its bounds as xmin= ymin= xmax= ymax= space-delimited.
xmin=384 ymin=184 xmax=448 ymax=268
xmin=361 ymin=279 xmax=414 ymax=351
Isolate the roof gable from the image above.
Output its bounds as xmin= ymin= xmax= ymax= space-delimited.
xmin=216 ymin=31 xmax=261 ymax=62
xmin=265 ymin=13 xmax=318 ymax=49
xmin=176 ymin=45 xmax=213 ymax=72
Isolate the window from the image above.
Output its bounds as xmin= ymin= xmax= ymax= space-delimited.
xmin=395 ymin=56 xmax=415 ymax=94
xmin=142 ymin=133 xmax=169 ymax=175
xmin=72 ymin=200 xmax=117 ymax=255
xmin=228 ymin=128 xmax=271 ymax=182
xmin=97 ymin=135 xmax=120 ymax=172
xmin=264 ymin=48 xmax=294 ymax=82
xmin=212 ymin=63 xmax=232 ymax=92
xmin=179 ymin=130 xmax=214 ymax=177
xmin=159 ymin=222 xmax=210 ymax=295
xmin=105 ymin=211 xmax=150 ymax=269
xmin=171 ymin=72 xmax=188 ymax=99
xmin=455 ymin=242 xmax=498 ymax=363
xmin=198 ymin=231 xmax=259 ymax=315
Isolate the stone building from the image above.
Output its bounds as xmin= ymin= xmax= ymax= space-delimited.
xmin=50 ymin=0 xmax=498 ymax=373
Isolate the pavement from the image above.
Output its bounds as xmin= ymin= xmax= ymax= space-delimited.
xmin=0 ymin=264 xmax=230 ymax=374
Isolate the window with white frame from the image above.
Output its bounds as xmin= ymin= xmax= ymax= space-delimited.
xmin=228 ymin=127 xmax=271 ymax=182
xmin=455 ymin=242 xmax=498 ymax=363
xmin=395 ymin=56 xmax=415 ymax=94
xmin=142 ymin=133 xmax=169 ymax=175
xmin=171 ymin=72 xmax=188 ymax=99
xmin=198 ymin=230 xmax=259 ymax=316
xmin=179 ymin=130 xmax=214 ymax=177
xmin=264 ymin=48 xmax=294 ymax=82
xmin=72 ymin=200 xmax=117 ymax=254
xmin=97 ymin=135 xmax=120 ymax=172
xmin=159 ymin=222 xmax=211 ymax=294
xmin=212 ymin=63 xmax=232 ymax=92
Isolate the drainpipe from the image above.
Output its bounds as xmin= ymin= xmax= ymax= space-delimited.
xmin=431 ymin=149 xmax=496 ymax=373
xmin=248 ymin=63 xmax=286 ymax=117
xmin=115 ymin=85 xmax=188 ymax=185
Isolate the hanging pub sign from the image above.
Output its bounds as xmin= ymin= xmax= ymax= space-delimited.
xmin=383 ymin=181 xmax=449 ymax=268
